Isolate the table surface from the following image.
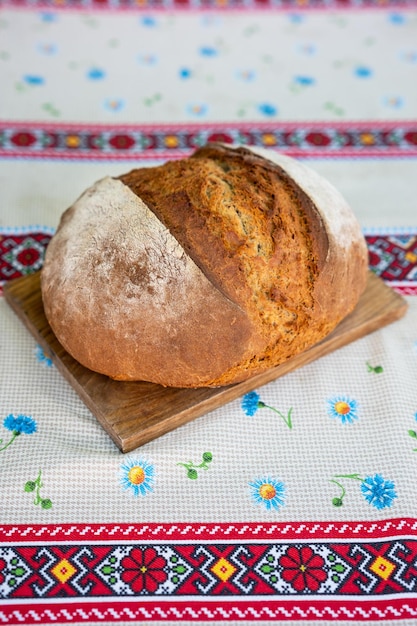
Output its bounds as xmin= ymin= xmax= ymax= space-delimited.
xmin=1 ymin=2 xmax=417 ymax=625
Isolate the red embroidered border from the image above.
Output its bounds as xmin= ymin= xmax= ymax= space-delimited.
xmin=1 ymin=599 xmax=417 ymax=623
xmin=0 ymin=521 xmax=416 ymax=624
xmin=2 ymin=0 xmax=417 ymax=10
xmin=1 ymin=121 xmax=417 ymax=160
xmin=1 ymin=518 xmax=417 ymax=541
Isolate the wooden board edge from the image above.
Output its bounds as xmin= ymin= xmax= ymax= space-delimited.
xmin=3 ymin=270 xmax=410 ymax=453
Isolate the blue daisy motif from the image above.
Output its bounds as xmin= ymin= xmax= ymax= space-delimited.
xmin=187 ymin=103 xmax=208 ymax=117
xmin=382 ymin=95 xmax=404 ymax=109
xmin=360 ymin=474 xmax=397 ymax=510
xmin=35 ymin=345 xmax=53 ymax=368
xmin=354 ymin=66 xmax=373 ymax=78
xmin=87 ymin=67 xmax=106 ymax=80
xmin=258 ymin=103 xmax=278 ymax=117
xmin=242 ymin=391 xmax=261 ymax=416
xmin=401 ymin=50 xmax=417 ymax=64
xmin=199 ymin=46 xmax=218 ymax=57
xmin=120 ymin=458 xmax=154 ymax=497
xmin=297 ymin=43 xmax=316 ymax=56
xmin=138 ymin=53 xmax=158 ymax=66
xmin=249 ymin=477 xmax=286 ymax=511
xmin=236 ymin=69 xmax=256 ymax=82
xmin=104 ymin=98 xmax=125 ymax=112
xmin=327 ymin=396 xmax=359 ymax=425
xmin=1 ymin=414 xmax=37 ymax=452
xmin=37 ymin=43 xmax=58 ymax=55
xmin=23 ymin=75 xmax=45 ymax=86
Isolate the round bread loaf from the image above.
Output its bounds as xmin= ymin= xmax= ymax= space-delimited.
xmin=41 ymin=144 xmax=368 ymax=388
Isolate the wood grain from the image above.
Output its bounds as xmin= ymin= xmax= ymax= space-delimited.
xmin=4 ymin=271 xmax=408 ymax=453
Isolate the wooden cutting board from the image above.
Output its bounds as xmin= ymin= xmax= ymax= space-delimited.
xmin=4 ymin=271 xmax=408 ymax=453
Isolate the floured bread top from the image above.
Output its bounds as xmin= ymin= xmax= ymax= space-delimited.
xmin=41 ymin=144 xmax=368 ymax=387
xmin=56 ymin=176 xmax=203 ymax=318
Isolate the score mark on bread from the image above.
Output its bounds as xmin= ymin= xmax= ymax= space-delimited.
xmin=41 ymin=144 xmax=368 ymax=388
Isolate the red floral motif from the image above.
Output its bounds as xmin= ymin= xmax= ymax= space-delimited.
xmin=121 ymin=547 xmax=168 ymax=593
xmin=305 ymin=132 xmax=332 ymax=147
xmin=0 ymin=557 xmax=5 ymax=584
xmin=10 ymin=132 xmax=37 ymax=147
xmin=109 ymin=134 xmax=135 ymax=150
xmin=404 ymin=131 xmax=417 ymax=146
xmin=206 ymin=132 xmax=233 ymax=144
xmin=15 ymin=246 xmax=41 ymax=267
xmin=279 ymin=546 xmax=327 ymax=592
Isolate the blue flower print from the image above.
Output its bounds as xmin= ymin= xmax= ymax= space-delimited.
xmin=249 ymin=477 xmax=286 ymax=511
xmin=23 ymin=75 xmax=45 ymax=86
xmin=288 ymin=13 xmax=304 ymax=24
xmin=388 ymin=12 xmax=406 ymax=25
xmin=179 ymin=67 xmax=192 ymax=79
xmin=138 ymin=53 xmax=158 ymax=66
xmin=37 ymin=43 xmax=58 ymax=55
xmin=87 ymin=67 xmax=106 ymax=80
xmin=354 ymin=66 xmax=373 ymax=78
xmin=35 ymin=345 xmax=53 ymax=368
xmin=382 ymin=95 xmax=404 ymax=110
xmin=242 ymin=391 xmax=260 ymax=416
xmin=104 ymin=98 xmax=125 ymax=112
xmin=294 ymin=75 xmax=315 ymax=86
xmin=258 ymin=103 xmax=278 ymax=117
xmin=199 ymin=46 xmax=218 ymax=57
xmin=327 ymin=396 xmax=359 ymax=425
xmin=297 ymin=43 xmax=316 ymax=56
xmin=236 ymin=69 xmax=256 ymax=82
xmin=140 ymin=15 xmax=157 ymax=27
xmin=187 ymin=103 xmax=208 ymax=117
xmin=39 ymin=12 xmax=57 ymax=22
xmin=360 ymin=474 xmax=397 ymax=510
xmin=4 ymin=414 xmax=37 ymax=435
xmin=401 ymin=50 xmax=417 ymax=64
xmin=330 ymin=473 xmax=397 ymax=509
xmin=241 ymin=392 xmax=293 ymax=428
xmin=0 ymin=414 xmax=37 ymax=451
xmin=120 ymin=458 xmax=155 ymax=497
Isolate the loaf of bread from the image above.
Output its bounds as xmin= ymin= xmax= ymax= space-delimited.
xmin=41 ymin=144 xmax=368 ymax=388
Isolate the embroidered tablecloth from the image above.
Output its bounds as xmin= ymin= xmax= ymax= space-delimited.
xmin=1 ymin=2 xmax=417 ymax=624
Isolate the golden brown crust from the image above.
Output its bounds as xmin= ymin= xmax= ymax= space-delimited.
xmin=41 ymin=144 xmax=368 ymax=387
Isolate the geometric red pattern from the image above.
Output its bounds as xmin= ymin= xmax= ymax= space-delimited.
xmin=2 ymin=228 xmax=417 ymax=295
xmin=0 ymin=521 xmax=417 ymax=623
xmin=366 ymin=231 xmax=417 ymax=295
xmin=1 ymin=121 xmax=417 ymax=160
xmin=0 ymin=228 xmax=53 ymax=295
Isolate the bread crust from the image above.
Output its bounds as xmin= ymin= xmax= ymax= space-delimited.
xmin=41 ymin=144 xmax=368 ymax=387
